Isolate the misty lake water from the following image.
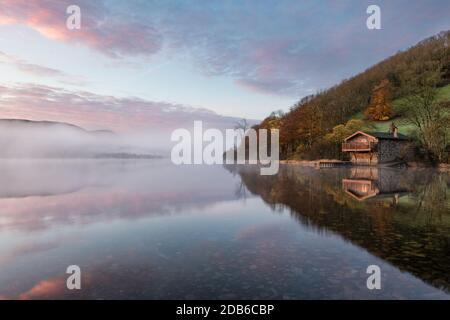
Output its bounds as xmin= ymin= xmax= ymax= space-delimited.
xmin=0 ymin=159 xmax=449 ymax=299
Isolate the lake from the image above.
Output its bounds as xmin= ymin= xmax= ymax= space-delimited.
xmin=0 ymin=160 xmax=449 ymax=299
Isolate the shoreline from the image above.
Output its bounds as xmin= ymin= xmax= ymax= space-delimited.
xmin=279 ymin=159 xmax=450 ymax=172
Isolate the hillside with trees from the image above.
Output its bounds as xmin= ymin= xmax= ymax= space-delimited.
xmin=253 ymin=31 xmax=450 ymax=164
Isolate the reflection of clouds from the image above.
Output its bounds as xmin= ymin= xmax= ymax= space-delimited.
xmin=0 ymin=277 xmax=68 ymax=300
xmin=0 ymin=165 xmax=448 ymax=300
xmin=18 ymin=278 xmax=66 ymax=300
xmin=235 ymin=222 xmax=295 ymax=241
xmin=0 ymin=236 xmax=78 ymax=266
xmin=5 ymin=274 xmax=92 ymax=300
xmin=0 ymin=161 xmax=240 ymax=232
xmin=0 ymin=241 xmax=58 ymax=265
xmin=0 ymin=187 xmax=218 ymax=231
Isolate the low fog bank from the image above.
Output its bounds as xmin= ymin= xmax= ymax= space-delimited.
xmin=0 ymin=119 xmax=169 ymax=159
xmin=0 ymin=118 xmax=260 ymax=159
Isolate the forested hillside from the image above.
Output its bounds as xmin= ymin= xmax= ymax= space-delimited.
xmin=254 ymin=31 xmax=450 ymax=163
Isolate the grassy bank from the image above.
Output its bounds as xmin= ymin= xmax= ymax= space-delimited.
xmin=351 ymin=84 xmax=450 ymax=134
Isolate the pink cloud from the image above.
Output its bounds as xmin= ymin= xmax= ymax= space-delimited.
xmin=0 ymin=83 xmax=251 ymax=132
xmin=235 ymin=78 xmax=300 ymax=96
xmin=0 ymin=0 xmax=162 ymax=58
xmin=1 ymin=0 xmax=448 ymax=97
xmin=0 ymin=51 xmax=86 ymax=85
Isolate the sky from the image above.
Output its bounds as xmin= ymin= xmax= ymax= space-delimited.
xmin=0 ymin=0 xmax=449 ymax=131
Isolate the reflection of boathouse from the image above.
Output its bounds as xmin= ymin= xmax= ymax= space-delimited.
xmin=342 ymin=167 xmax=409 ymax=202
xmin=342 ymin=124 xmax=409 ymax=165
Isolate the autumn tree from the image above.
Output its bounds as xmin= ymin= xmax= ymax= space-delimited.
xmin=322 ymin=119 xmax=368 ymax=159
xmin=364 ymin=79 xmax=393 ymax=121
xmin=399 ymin=68 xmax=450 ymax=162
xmin=253 ymin=31 xmax=450 ymax=160
xmin=324 ymin=119 xmax=367 ymax=144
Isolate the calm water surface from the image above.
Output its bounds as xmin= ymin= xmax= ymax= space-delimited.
xmin=0 ymin=160 xmax=449 ymax=299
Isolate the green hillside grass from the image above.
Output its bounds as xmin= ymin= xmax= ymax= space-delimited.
xmin=437 ymin=83 xmax=450 ymax=100
xmin=356 ymin=84 xmax=450 ymax=135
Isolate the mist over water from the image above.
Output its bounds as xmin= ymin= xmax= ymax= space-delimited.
xmin=0 ymin=160 xmax=448 ymax=299
xmin=0 ymin=119 xmax=171 ymax=158
xmin=0 ymin=118 xmax=255 ymax=160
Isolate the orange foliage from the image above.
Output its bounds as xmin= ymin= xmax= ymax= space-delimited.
xmin=364 ymin=79 xmax=393 ymax=121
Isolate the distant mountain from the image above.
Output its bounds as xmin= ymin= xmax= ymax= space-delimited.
xmin=0 ymin=119 xmax=158 ymax=159
xmin=0 ymin=118 xmax=114 ymax=135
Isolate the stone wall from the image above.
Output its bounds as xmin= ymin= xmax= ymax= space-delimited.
xmin=345 ymin=133 xmax=408 ymax=165
xmin=378 ymin=140 xmax=407 ymax=163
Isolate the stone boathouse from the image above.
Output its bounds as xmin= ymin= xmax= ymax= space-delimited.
xmin=342 ymin=124 xmax=409 ymax=165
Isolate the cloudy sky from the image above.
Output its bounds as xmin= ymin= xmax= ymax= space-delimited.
xmin=0 ymin=0 xmax=449 ymax=131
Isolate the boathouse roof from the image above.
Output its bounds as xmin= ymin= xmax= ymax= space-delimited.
xmin=344 ymin=131 xmax=409 ymax=142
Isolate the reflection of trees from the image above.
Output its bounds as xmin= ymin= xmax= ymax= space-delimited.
xmin=414 ymin=173 xmax=449 ymax=224
xmin=233 ymin=165 xmax=450 ymax=293
xmin=234 ymin=180 xmax=248 ymax=201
